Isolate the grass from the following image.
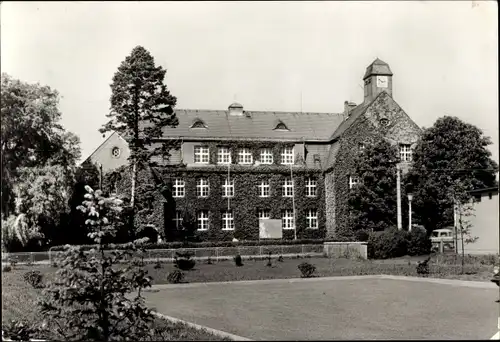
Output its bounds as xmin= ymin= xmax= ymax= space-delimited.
xmin=1 ymin=266 xmax=230 ymax=341
xmin=2 ymin=254 xmax=495 ymax=339
xmin=143 ymin=254 xmax=495 ymax=284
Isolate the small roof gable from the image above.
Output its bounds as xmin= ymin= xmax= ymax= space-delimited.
xmin=363 ymin=58 xmax=393 ymax=80
xmin=190 ymin=118 xmax=207 ymax=129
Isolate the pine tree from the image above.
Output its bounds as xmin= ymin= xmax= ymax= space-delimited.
xmin=100 ymin=46 xmax=179 ymax=234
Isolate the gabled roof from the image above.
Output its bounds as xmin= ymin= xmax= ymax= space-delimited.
xmin=329 ymin=96 xmax=375 ymax=141
xmin=150 ymin=109 xmax=345 ymax=141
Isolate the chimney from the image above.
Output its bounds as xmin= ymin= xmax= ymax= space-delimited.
xmin=343 ymin=101 xmax=357 ymax=120
xmin=228 ymin=102 xmax=244 ymax=116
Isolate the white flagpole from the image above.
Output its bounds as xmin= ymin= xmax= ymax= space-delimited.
xmin=291 ymin=163 xmax=297 ymax=240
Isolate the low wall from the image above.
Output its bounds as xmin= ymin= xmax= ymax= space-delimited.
xmin=323 ymin=242 xmax=368 ymax=260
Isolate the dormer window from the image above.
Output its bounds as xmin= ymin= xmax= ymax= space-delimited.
xmin=274 ymin=121 xmax=289 ymax=131
xmin=190 ymin=119 xmax=207 ymax=129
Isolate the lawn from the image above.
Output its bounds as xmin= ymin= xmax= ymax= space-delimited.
xmin=143 ymin=255 xmax=495 ymax=284
xmin=1 ymin=266 xmax=230 ymax=341
xmin=2 ymin=254 xmax=495 ymax=340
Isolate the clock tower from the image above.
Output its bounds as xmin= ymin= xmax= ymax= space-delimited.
xmin=363 ymin=58 xmax=393 ymax=103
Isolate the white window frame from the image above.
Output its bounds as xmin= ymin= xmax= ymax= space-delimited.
xmin=282 ymin=177 xmax=294 ymax=197
xmin=349 ymin=176 xmax=359 ymax=189
xmin=173 ymin=211 xmax=183 ymax=229
xmin=194 ymin=146 xmax=209 ymax=164
xmin=197 ymin=210 xmax=209 ymax=231
xmin=258 ymin=209 xmax=270 ymax=220
xmin=258 ymin=180 xmax=270 ymax=197
xmin=222 ymin=210 xmax=235 ymax=231
xmin=399 ymin=144 xmax=412 ymax=162
xmin=281 ymin=146 xmax=294 ymax=165
xmin=173 ymin=178 xmax=185 ymax=198
xmin=259 ymin=148 xmax=273 ymax=164
xmin=217 ymin=147 xmax=231 ymax=164
xmin=196 ymin=178 xmax=210 ymax=197
xmin=306 ymin=209 xmax=318 ymax=229
xmin=238 ymin=148 xmax=253 ymax=165
xmin=306 ymin=178 xmax=317 ymax=197
xmin=282 ymin=209 xmax=294 ymax=230
xmin=223 ymin=177 xmax=234 ymax=198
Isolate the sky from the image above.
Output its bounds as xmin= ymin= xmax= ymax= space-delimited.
xmin=1 ymin=1 xmax=498 ymax=163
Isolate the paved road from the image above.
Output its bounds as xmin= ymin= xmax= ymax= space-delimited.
xmin=144 ymin=276 xmax=498 ymax=340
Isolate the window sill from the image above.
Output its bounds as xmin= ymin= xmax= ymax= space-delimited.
xmin=221 ymin=228 xmax=235 ymax=231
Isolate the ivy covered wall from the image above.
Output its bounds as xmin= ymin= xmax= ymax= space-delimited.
xmin=109 ymin=141 xmax=326 ymax=242
xmin=327 ymin=92 xmax=421 ymax=240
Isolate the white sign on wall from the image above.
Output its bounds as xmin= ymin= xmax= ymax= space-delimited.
xmin=259 ymin=219 xmax=283 ymax=239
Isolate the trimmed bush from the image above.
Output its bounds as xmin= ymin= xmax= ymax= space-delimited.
xmin=407 ymin=227 xmax=431 ymax=256
xmin=277 ymin=255 xmax=284 ymax=262
xmin=298 ymin=262 xmax=316 ymax=278
xmin=167 ymin=270 xmax=185 ymax=284
xmin=153 ymin=260 xmax=163 ymax=269
xmin=3 ymin=265 xmax=12 ymax=272
xmin=23 ymin=270 xmax=44 ymax=289
xmin=49 ymin=238 xmax=331 ymax=251
xmin=368 ymin=228 xmax=409 ymax=259
xmin=174 ymin=251 xmax=196 ymax=271
xmin=233 ymin=255 xmax=243 ymax=267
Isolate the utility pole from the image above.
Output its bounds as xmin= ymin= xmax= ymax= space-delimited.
xmin=396 ymin=164 xmax=402 ymax=230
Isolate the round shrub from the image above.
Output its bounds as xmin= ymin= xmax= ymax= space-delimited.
xmin=407 ymin=227 xmax=431 ymax=256
xmin=298 ymin=262 xmax=316 ymax=278
xmin=167 ymin=270 xmax=185 ymax=284
xmin=3 ymin=265 xmax=12 ymax=272
xmin=173 ymin=251 xmax=196 ymax=271
xmin=368 ymin=228 xmax=409 ymax=259
xmin=23 ymin=270 xmax=44 ymax=289
xmin=233 ymin=254 xmax=243 ymax=267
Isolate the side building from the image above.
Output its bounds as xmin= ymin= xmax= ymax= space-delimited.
xmin=83 ymin=58 xmax=422 ymax=241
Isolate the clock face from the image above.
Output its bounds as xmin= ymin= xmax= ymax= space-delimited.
xmin=376 ymin=75 xmax=388 ymax=88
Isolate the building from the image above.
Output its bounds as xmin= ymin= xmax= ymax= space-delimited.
xmin=456 ymin=187 xmax=499 ymax=255
xmin=84 ymin=59 xmax=422 ymax=241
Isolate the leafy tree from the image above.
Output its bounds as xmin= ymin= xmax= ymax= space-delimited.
xmin=99 ymin=46 xmax=179 ymax=235
xmin=348 ymin=139 xmax=401 ymax=237
xmin=63 ymin=162 xmax=101 ymax=245
xmin=10 ymin=165 xmax=74 ymax=247
xmin=38 ymin=186 xmax=154 ymax=341
xmin=405 ymin=116 xmax=498 ymax=234
xmin=1 ymin=74 xmax=81 ymax=217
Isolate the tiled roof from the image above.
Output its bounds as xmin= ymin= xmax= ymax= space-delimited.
xmin=330 ymin=99 xmax=372 ymax=141
xmin=363 ymin=58 xmax=393 ymax=79
xmin=152 ymin=109 xmax=345 ymax=141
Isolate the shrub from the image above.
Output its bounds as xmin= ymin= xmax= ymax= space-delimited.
xmin=368 ymin=228 xmax=409 ymax=259
xmin=9 ymin=257 xmax=18 ymax=268
xmin=174 ymin=251 xmax=196 ymax=271
xmin=153 ymin=260 xmax=163 ymax=269
xmin=49 ymin=238 xmax=332 ymax=251
xmin=354 ymin=229 xmax=370 ymax=242
xmin=2 ymin=265 xmax=12 ymax=272
xmin=298 ymin=262 xmax=316 ymax=278
xmin=2 ymin=319 xmax=44 ymax=341
xmin=417 ymin=257 xmax=431 ymax=276
xmin=266 ymin=252 xmax=272 ymax=267
xmin=206 ymin=256 xmax=213 ymax=264
xmin=167 ymin=270 xmax=185 ymax=284
xmin=277 ymin=255 xmax=284 ymax=262
xmin=407 ymin=227 xmax=431 ymax=256
xmin=233 ymin=254 xmax=243 ymax=267
xmin=23 ymin=270 xmax=44 ymax=289
xmin=38 ymin=186 xmax=154 ymax=341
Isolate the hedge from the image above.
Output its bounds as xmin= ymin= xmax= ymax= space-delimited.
xmin=49 ymin=238 xmax=332 ymax=252
xmin=367 ymin=227 xmax=431 ymax=259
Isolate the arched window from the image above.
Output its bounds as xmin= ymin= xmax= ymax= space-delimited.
xmin=190 ymin=119 xmax=207 ymax=129
xmin=274 ymin=121 xmax=289 ymax=131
